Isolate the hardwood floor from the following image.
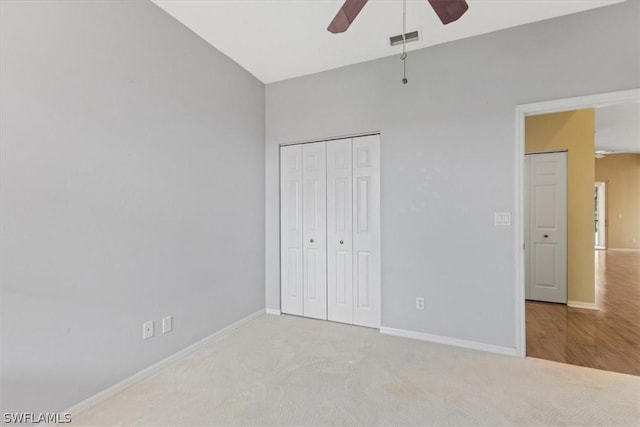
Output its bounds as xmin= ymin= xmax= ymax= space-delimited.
xmin=526 ymin=249 xmax=640 ymax=376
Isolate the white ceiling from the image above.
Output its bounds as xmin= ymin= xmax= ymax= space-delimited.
xmin=596 ymin=102 xmax=640 ymax=153
xmin=152 ymin=0 xmax=624 ymax=83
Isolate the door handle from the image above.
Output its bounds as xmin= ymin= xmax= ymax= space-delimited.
xmin=310 ymin=238 xmax=314 ymax=243
xmin=544 ymin=234 xmax=549 ymax=238
xmin=339 ymin=240 xmax=344 ymax=245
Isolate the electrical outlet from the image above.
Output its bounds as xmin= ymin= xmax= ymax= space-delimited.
xmin=143 ymin=320 xmax=154 ymax=340
xmin=416 ymin=297 xmax=425 ymax=310
xmin=162 ymin=316 xmax=172 ymax=334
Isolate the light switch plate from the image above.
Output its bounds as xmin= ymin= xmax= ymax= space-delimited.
xmin=494 ymin=212 xmax=511 ymax=226
xmin=162 ymin=316 xmax=172 ymax=334
xmin=143 ymin=321 xmax=154 ymax=340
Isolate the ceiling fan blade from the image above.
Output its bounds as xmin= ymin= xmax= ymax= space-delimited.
xmin=327 ymin=0 xmax=368 ymax=34
xmin=427 ymin=0 xmax=469 ymax=25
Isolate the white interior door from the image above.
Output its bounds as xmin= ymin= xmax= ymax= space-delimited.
xmin=352 ymin=135 xmax=381 ymax=327
xmin=525 ymin=152 xmax=568 ymax=304
xmin=302 ymin=142 xmax=327 ymax=320
xmin=280 ymin=136 xmax=380 ymax=327
xmin=280 ymin=145 xmax=303 ymax=315
xmin=327 ymin=139 xmax=353 ymax=324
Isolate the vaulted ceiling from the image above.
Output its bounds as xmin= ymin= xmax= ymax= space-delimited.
xmin=152 ymin=0 xmax=624 ymax=83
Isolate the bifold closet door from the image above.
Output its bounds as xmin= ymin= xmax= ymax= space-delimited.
xmin=281 ymin=136 xmax=379 ymax=327
xmin=327 ymin=139 xmax=354 ymax=324
xmin=327 ymin=135 xmax=381 ymax=328
xmin=280 ymin=145 xmax=303 ymax=316
xmin=352 ymin=135 xmax=380 ymax=328
xmin=301 ymin=142 xmax=327 ymax=320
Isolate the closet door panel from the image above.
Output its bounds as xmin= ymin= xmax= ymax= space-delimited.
xmin=302 ymin=142 xmax=327 ymax=320
xmin=352 ymin=135 xmax=381 ymax=328
xmin=280 ymin=145 xmax=303 ymax=315
xmin=327 ymin=139 xmax=353 ymax=324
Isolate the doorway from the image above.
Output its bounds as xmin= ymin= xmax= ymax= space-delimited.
xmin=514 ymin=88 xmax=640 ymax=357
xmin=516 ymin=89 xmax=640 ymax=375
xmin=594 ymin=182 xmax=606 ymax=249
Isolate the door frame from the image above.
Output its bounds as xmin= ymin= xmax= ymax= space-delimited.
xmin=594 ymin=181 xmax=607 ymax=249
xmin=513 ymin=88 xmax=640 ymax=357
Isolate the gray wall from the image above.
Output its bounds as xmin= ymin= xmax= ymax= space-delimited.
xmin=1 ymin=0 xmax=265 ymax=413
xmin=266 ymin=1 xmax=640 ymax=348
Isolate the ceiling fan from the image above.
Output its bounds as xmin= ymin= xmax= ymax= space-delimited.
xmin=327 ymin=0 xmax=469 ymax=84
xmin=327 ymin=0 xmax=469 ymax=34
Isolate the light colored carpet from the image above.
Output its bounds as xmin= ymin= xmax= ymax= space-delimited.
xmin=71 ymin=314 xmax=640 ymax=426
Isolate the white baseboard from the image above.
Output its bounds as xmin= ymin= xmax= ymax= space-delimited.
xmin=265 ymin=308 xmax=281 ymax=315
xmin=568 ymin=301 xmax=599 ymax=310
xmin=58 ymin=309 xmax=265 ymax=423
xmin=380 ymin=327 xmax=517 ymax=357
xmin=607 ymin=247 xmax=640 ymax=252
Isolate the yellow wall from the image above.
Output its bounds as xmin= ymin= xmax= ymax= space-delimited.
xmin=525 ymin=109 xmax=595 ymax=304
xmin=595 ymin=154 xmax=640 ymax=249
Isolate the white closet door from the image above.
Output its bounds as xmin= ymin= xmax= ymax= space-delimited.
xmin=327 ymin=139 xmax=353 ymax=324
xmin=280 ymin=145 xmax=303 ymax=316
xmin=525 ymin=152 xmax=567 ymax=303
xmin=352 ymin=135 xmax=381 ymax=328
xmin=302 ymin=142 xmax=327 ymax=320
